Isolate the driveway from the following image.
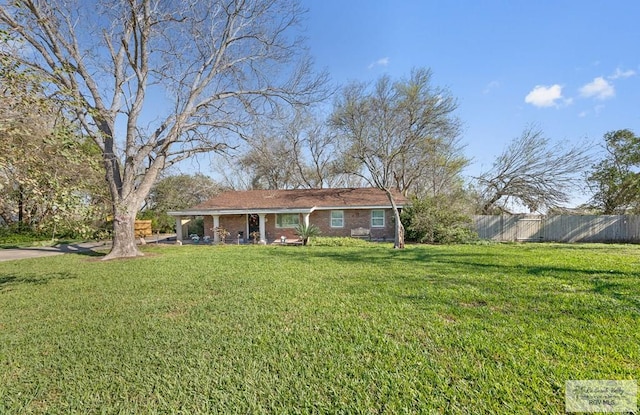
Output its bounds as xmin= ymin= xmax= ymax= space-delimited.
xmin=0 ymin=241 xmax=110 ymax=262
xmin=0 ymin=234 xmax=176 ymax=262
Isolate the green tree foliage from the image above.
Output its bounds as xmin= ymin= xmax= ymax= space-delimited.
xmin=586 ymin=129 xmax=640 ymax=214
xmin=331 ymin=68 xmax=464 ymax=249
xmin=140 ymin=174 xmax=221 ymax=232
xmin=0 ymin=57 xmax=108 ymax=239
xmin=402 ymin=194 xmax=476 ymax=244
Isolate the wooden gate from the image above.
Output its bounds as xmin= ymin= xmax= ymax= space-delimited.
xmin=516 ymin=217 xmax=542 ymax=241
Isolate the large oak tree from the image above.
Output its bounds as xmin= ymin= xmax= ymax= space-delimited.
xmin=0 ymin=0 xmax=326 ymax=259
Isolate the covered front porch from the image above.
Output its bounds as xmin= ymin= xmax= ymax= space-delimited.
xmin=169 ymin=209 xmax=312 ymax=244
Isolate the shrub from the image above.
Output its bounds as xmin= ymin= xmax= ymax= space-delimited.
xmin=214 ymin=227 xmax=230 ymax=244
xmin=294 ymin=223 xmax=321 ymax=246
xmin=137 ymin=210 xmax=175 ymax=233
xmin=187 ymin=217 xmax=204 ymax=236
xmin=402 ymin=195 xmax=477 ymax=244
xmin=0 ymin=224 xmax=48 ymax=245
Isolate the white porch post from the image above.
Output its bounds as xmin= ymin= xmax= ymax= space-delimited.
xmin=258 ymin=213 xmax=266 ymax=243
xmin=303 ymin=213 xmax=310 ymax=227
xmin=213 ymin=215 xmax=220 ymax=243
xmin=175 ymin=217 xmax=183 ymax=241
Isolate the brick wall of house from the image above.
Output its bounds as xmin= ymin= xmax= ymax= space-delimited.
xmin=310 ymin=209 xmax=395 ymax=240
xmin=200 ymin=209 xmax=397 ymax=242
xmin=265 ymin=214 xmax=296 ymax=241
xmin=203 ymin=215 xmax=248 ymax=241
xmin=220 ymin=215 xmax=247 ymax=240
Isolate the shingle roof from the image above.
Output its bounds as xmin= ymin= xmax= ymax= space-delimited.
xmin=190 ymin=187 xmax=408 ymax=211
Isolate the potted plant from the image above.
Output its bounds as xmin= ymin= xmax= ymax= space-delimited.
xmin=249 ymin=231 xmax=261 ymax=244
xmin=294 ymin=223 xmax=321 ymax=246
xmin=213 ymin=227 xmax=230 ymax=244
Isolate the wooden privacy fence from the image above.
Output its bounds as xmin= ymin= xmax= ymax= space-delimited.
xmin=473 ymin=215 xmax=640 ymax=243
xmin=134 ymin=220 xmax=153 ymax=237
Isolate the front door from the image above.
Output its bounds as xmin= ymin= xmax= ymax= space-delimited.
xmin=248 ymin=214 xmax=260 ymax=242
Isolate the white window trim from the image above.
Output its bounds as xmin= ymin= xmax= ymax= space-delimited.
xmin=371 ymin=210 xmax=385 ymax=228
xmin=276 ymin=213 xmax=300 ymax=228
xmin=330 ymin=210 xmax=344 ymax=228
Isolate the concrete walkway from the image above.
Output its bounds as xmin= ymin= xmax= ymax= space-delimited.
xmin=0 ymin=234 xmax=176 ymax=262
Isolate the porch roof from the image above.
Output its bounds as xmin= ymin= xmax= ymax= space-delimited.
xmin=168 ymin=187 xmax=407 ymax=216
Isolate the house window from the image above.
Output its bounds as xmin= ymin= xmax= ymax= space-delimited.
xmin=330 ymin=210 xmax=344 ymax=228
xmin=371 ymin=210 xmax=385 ymax=228
xmin=276 ymin=213 xmax=300 ymax=228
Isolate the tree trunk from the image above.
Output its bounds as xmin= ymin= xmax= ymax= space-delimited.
xmin=18 ymin=184 xmax=24 ymax=225
xmin=384 ymin=189 xmax=405 ymax=249
xmin=393 ymin=208 xmax=405 ymax=249
xmin=103 ymin=205 xmax=143 ymax=260
xmin=481 ymin=192 xmax=503 ymax=214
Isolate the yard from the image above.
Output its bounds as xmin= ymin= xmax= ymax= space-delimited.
xmin=0 ymin=243 xmax=638 ymax=413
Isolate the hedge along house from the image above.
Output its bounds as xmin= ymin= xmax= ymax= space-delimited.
xmin=168 ymin=187 xmax=408 ymax=243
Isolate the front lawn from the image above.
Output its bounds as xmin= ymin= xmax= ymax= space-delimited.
xmin=0 ymin=243 xmax=638 ymax=413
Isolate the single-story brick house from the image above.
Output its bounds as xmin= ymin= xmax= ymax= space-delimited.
xmin=168 ymin=187 xmax=407 ymax=243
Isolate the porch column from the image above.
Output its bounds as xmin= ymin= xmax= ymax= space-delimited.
xmin=213 ymin=215 xmax=220 ymax=243
xmin=303 ymin=213 xmax=310 ymax=227
xmin=175 ymin=217 xmax=183 ymax=241
xmin=258 ymin=213 xmax=266 ymax=243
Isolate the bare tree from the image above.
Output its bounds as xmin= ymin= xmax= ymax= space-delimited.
xmin=211 ymin=154 xmax=253 ymax=190
xmin=229 ymin=110 xmax=353 ymax=189
xmin=476 ymin=126 xmax=592 ymax=214
xmin=240 ymin=133 xmax=300 ymax=189
xmin=273 ymin=111 xmax=354 ymax=189
xmin=331 ymin=68 xmax=462 ymax=249
xmin=0 ymin=0 xmax=327 ymax=258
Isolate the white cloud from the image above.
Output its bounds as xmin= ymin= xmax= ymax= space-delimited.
xmin=483 ymin=80 xmax=500 ymax=94
xmin=609 ymin=67 xmax=636 ymax=79
xmin=579 ymin=77 xmax=615 ymax=100
xmin=367 ymin=57 xmax=389 ymax=69
xmin=524 ymin=84 xmax=565 ymax=108
xmin=578 ymin=105 xmax=606 ymax=118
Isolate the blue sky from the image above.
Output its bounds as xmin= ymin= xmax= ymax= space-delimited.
xmin=300 ymin=0 xmax=640 ymax=182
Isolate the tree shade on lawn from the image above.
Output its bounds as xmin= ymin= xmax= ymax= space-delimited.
xmin=0 ymin=243 xmax=637 ymax=413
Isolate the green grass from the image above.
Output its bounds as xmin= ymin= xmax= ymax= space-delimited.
xmin=0 ymin=243 xmax=638 ymax=413
xmin=0 ymin=236 xmax=87 ymax=249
